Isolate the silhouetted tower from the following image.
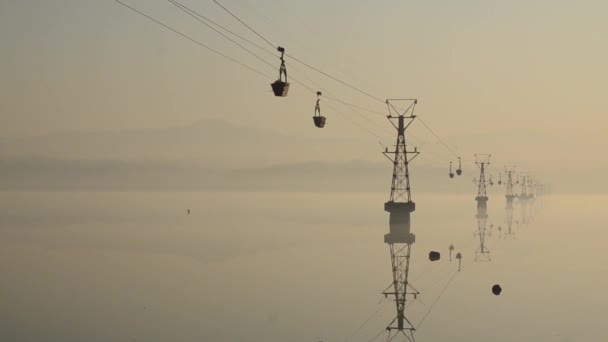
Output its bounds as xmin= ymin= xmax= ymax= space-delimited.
xmin=527 ymin=177 xmax=539 ymax=223
xmin=474 ymin=210 xmax=491 ymax=261
xmin=528 ymin=177 xmax=536 ymax=201
xmin=474 ymin=154 xmax=491 ymax=211
xmin=503 ymin=168 xmax=516 ymax=238
xmin=504 ymin=168 xmax=516 ymax=210
xmin=381 ymin=99 xmax=420 ymax=342
xmin=518 ymin=174 xmax=529 ymax=225
xmin=519 ymin=175 xmax=528 ymax=199
xmin=473 ymin=154 xmax=491 ymax=261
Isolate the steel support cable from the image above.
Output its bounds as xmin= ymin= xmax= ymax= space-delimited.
xmin=344 ymin=301 xmax=390 ymax=342
xmin=284 ymin=63 xmax=394 ymax=143
xmin=415 ymin=116 xmax=460 ymax=158
xmin=168 ymin=0 xmax=277 ymax=71
xmin=212 ymin=0 xmax=277 ymax=49
xmin=326 ymin=97 xmax=395 ymax=138
xmin=171 ymin=1 xmax=391 ymax=124
xmin=162 ymin=0 xmax=382 ymax=140
xmin=365 ymin=327 xmax=389 ymax=342
xmin=323 ymin=101 xmax=388 ymax=143
xmin=211 ymin=0 xmax=388 ymax=104
xmin=416 ymin=270 xmax=459 ymax=331
xmin=415 ymin=263 xmax=456 ymax=297
xmin=169 ymin=0 xmax=277 ymax=57
xmin=113 ymin=0 xmax=272 ymax=79
xmin=212 ymin=0 xmax=469 ymax=161
xmin=286 ymin=54 xmax=387 ymax=104
xmin=125 ymin=0 xmax=463 ymax=162
xmin=206 ymin=0 xmax=461 ymax=157
xmin=409 ymin=260 xmax=446 ymax=286
xmin=117 ymin=0 xmax=386 ymax=145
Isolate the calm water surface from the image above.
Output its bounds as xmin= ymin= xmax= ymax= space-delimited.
xmin=0 ymin=192 xmax=604 ymax=341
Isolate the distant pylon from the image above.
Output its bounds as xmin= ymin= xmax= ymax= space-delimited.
xmin=473 ymin=154 xmax=492 ymax=262
xmin=504 ymin=167 xmax=516 ymax=210
xmin=518 ymin=174 xmax=529 ymax=226
xmin=381 ymin=99 xmax=420 ymax=342
xmin=473 ymin=154 xmax=491 ymax=211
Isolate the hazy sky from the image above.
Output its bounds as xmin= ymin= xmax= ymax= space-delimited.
xmin=1 ymin=0 xmax=607 ymax=169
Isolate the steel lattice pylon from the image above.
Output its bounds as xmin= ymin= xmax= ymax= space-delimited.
xmin=473 ymin=154 xmax=492 ymax=262
xmin=503 ymin=167 xmax=517 ymax=239
xmin=382 ymin=99 xmax=420 ymax=342
xmin=473 ymin=154 xmax=491 ymax=211
xmin=474 ymin=210 xmax=491 ymax=262
xmin=504 ymin=168 xmax=516 ymax=210
xmin=505 ymin=206 xmax=515 ymax=238
xmin=518 ymin=174 xmax=529 ymax=225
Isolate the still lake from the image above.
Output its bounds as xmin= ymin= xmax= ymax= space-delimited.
xmin=0 ymin=192 xmax=604 ymax=341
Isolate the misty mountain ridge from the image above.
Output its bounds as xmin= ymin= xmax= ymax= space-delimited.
xmin=0 ymin=119 xmax=380 ymax=167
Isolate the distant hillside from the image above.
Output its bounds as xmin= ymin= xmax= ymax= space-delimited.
xmin=0 ymin=119 xmax=379 ymax=167
xmin=2 ymin=120 xmax=603 ymax=193
xmin=0 ymin=158 xmax=480 ymax=193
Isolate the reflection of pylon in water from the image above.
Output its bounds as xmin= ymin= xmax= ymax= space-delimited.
xmin=504 ymin=168 xmax=516 ymax=210
xmin=473 ymin=155 xmax=491 ymax=262
xmin=381 ymin=99 xmax=420 ymax=342
xmin=527 ymin=177 xmax=538 ymax=224
xmin=474 ymin=209 xmax=491 ymax=262
xmin=517 ymin=174 xmax=529 ymax=227
xmin=504 ymin=207 xmax=515 ymax=239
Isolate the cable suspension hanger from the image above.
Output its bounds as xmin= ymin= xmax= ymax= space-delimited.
xmin=210 ymin=0 xmax=466 ymax=160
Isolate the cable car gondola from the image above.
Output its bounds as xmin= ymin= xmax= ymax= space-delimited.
xmin=270 ymin=46 xmax=289 ymax=97
xmin=449 ymin=161 xmax=454 ymax=178
xmin=313 ymin=91 xmax=326 ymax=128
xmin=456 ymin=156 xmax=462 ymax=176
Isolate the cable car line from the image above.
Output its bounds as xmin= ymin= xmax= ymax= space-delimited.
xmin=170 ymin=0 xmax=388 ymax=120
xmin=117 ymin=0 xmax=465 ymax=166
xmin=211 ymin=0 xmax=388 ymax=104
xmin=168 ymin=0 xmax=277 ymax=71
xmin=168 ymin=0 xmax=393 ymax=134
xmin=177 ymin=0 xmax=455 ymax=155
xmin=116 ymin=0 xmax=387 ymax=142
xmin=415 ymin=116 xmax=460 ymax=158
xmin=212 ymin=0 xmax=277 ymax=50
xmin=169 ymin=0 xmax=277 ymax=57
xmin=211 ymin=0 xmax=468 ymax=162
xmin=113 ymin=0 xmax=272 ymax=79
xmin=115 ymin=0 xmax=392 ymax=141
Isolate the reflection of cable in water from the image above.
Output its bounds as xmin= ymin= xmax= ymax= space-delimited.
xmin=365 ymin=326 xmax=388 ymax=342
xmin=416 ymin=270 xmax=459 ymax=330
xmin=344 ymin=299 xmax=388 ymax=342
